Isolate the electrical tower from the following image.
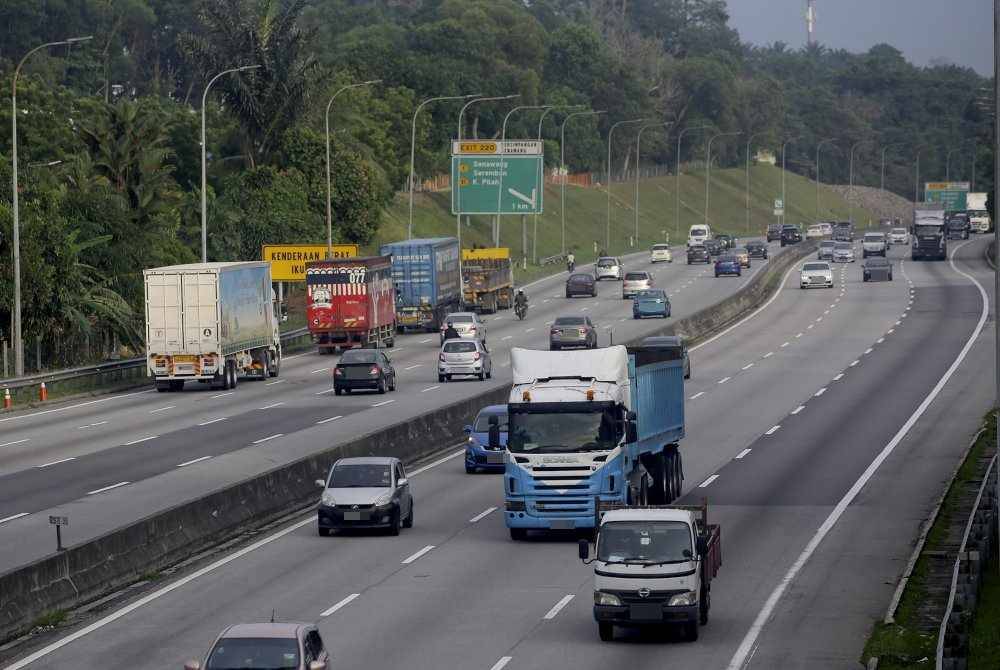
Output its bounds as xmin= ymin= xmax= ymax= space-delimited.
xmin=806 ymin=1 xmax=817 ymax=46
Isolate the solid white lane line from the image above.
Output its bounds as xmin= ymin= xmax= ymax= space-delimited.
xmin=420 ymin=338 xmax=432 ymax=344
xmin=543 ymin=594 xmax=575 ymax=620
xmin=404 ymin=364 xmax=423 ymax=371
xmin=372 ymin=400 xmax=395 ymax=408
xmin=265 ymin=379 xmax=286 ymax=386
xmin=0 ymin=513 xmax=30 ymax=525
xmin=320 ymin=593 xmax=360 ymax=617
xmin=252 ymin=434 xmax=283 ymax=445
xmin=814 ymin=388 xmax=827 ymax=397
xmin=401 ymin=545 xmax=435 ymax=565
xmin=0 ymin=389 xmax=153 ymax=425
xmin=490 ymin=657 xmax=513 ymax=670
xmin=124 ymin=436 xmax=158 ymax=446
xmin=258 ymin=402 xmax=285 ymax=410
xmin=315 ymin=389 xmax=334 ymax=395
xmin=735 ymin=448 xmax=752 ymax=460
xmin=699 ymin=474 xmax=720 ymax=488
xmin=765 ymin=425 xmax=781 ymax=435
xmin=469 ymin=507 xmax=498 ymax=524
xmin=502 ymin=336 xmax=513 ymax=341
xmin=316 ymin=415 xmax=343 ymax=425
xmin=791 ymin=405 xmax=805 ymax=415
xmin=310 ymin=368 xmax=330 ymax=374
xmin=690 ymin=392 xmax=706 ymax=400
xmin=742 ymin=363 xmax=754 ymax=371
xmin=781 ymin=342 xmax=790 ymax=348
xmin=77 ymin=421 xmax=109 ymax=429
xmin=197 ymin=417 xmax=227 ymax=426
xmin=0 ymin=439 xmax=30 ymax=448
xmin=211 ymin=392 xmax=234 ymax=399
xmin=833 ymin=373 xmax=845 ymax=381
xmin=850 ymin=360 xmax=860 ymax=367
xmin=177 ymin=456 xmax=212 ymax=468
xmin=726 ymin=240 xmax=988 ymax=670
xmin=718 ymin=377 xmax=731 ymax=384
xmin=87 ymin=482 xmax=130 ymax=495
xmin=421 ymin=385 xmax=440 ymax=393
xmin=864 ymin=347 xmax=873 ymax=354
xmin=38 ymin=457 xmax=76 ymax=468
xmin=763 ymin=352 xmax=774 ymax=359
xmin=149 ymin=405 xmax=175 ymax=414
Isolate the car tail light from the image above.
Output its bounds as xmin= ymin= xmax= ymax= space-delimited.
xmin=369 ymin=366 xmax=379 ymax=376
xmin=334 ymin=367 xmax=343 ymax=376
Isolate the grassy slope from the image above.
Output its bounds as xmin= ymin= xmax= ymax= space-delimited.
xmin=372 ymin=165 xmax=877 ymax=284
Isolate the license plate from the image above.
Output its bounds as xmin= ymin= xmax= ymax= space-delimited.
xmin=343 ymin=511 xmax=365 ymax=521
xmin=550 ymin=519 xmax=575 ymax=530
xmin=486 ymin=452 xmax=504 ymax=464
xmin=629 ymin=603 xmax=663 ymax=621
xmin=173 ymin=355 xmax=198 ymax=363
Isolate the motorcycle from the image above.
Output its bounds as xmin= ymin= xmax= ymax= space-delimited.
xmin=567 ymin=260 xmax=575 ymax=272
xmin=515 ymin=302 xmax=528 ymax=320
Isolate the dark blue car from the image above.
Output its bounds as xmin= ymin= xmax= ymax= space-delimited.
xmin=714 ymin=254 xmax=742 ymax=277
xmin=632 ymin=289 xmax=671 ymax=319
xmin=464 ymin=404 xmax=508 ymax=473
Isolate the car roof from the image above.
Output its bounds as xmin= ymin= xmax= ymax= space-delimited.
xmin=568 ymin=273 xmax=593 ymax=279
xmin=803 ymin=261 xmax=830 ymax=268
xmin=602 ymin=508 xmax=693 ymax=524
xmin=221 ymin=622 xmax=309 ymax=639
xmin=446 ymin=311 xmax=477 ymax=318
xmin=476 ymin=404 xmax=507 ymax=416
xmin=820 ymin=240 xmax=836 ymax=245
xmin=865 ymin=257 xmax=890 ymax=265
xmin=555 ymin=315 xmax=587 ymax=323
xmin=335 ymin=456 xmax=399 ymax=466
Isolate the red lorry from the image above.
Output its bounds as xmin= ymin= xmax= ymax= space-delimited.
xmin=306 ymin=256 xmax=396 ymax=353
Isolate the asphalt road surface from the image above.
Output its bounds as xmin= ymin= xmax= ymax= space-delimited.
xmin=5 ymin=235 xmax=992 ymax=670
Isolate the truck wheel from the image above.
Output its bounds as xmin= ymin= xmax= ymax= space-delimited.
xmin=699 ymin=591 xmax=710 ymax=626
xmin=598 ymin=623 xmax=614 ymax=642
xmin=229 ymin=361 xmax=238 ymax=389
xmin=509 ymin=528 xmax=528 ymax=541
xmin=385 ymin=337 xmax=395 ymax=348
xmin=169 ymin=380 xmax=185 ymax=392
xmin=269 ymin=353 xmax=280 ymax=378
xmin=156 ymin=382 xmax=170 ymax=393
xmin=685 ymin=622 xmax=700 ymax=641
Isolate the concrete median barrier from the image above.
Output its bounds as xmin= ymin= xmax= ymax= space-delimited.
xmin=0 ymin=243 xmax=815 ymax=644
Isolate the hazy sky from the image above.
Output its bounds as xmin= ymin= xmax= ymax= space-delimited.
xmin=726 ymin=0 xmax=993 ymax=75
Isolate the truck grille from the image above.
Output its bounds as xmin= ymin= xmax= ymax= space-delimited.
xmin=532 ymin=498 xmax=592 ymax=514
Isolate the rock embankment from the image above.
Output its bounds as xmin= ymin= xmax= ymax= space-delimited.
xmin=827 ymin=185 xmax=913 ymax=223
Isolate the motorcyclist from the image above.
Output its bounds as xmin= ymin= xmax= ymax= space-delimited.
xmin=514 ymin=289 xmax=528 ymax=313
xmin=566 ymin=252 xmax=576 ymax=272
xmin=442 ymin=320 xmax=460 ymax=341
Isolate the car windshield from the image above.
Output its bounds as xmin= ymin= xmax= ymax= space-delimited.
xmin=508 ymin=407 xmax=622 ymax=453
xmin=569 ymin=274 xmax=592 ymax=283
xmin=866 ymin=259 xmax=890 ymax=267
xmin=834 ymin=243 xmax=852 ymax=250
xmin=718 ymin=255 xmax=737 ymax=263
xmin=803 ymin=263 xmax=829 ymax=271
xmin=891 ymin=228 xmax=907 ymax=235
xmin=597 ymin=521 xmax=693 ymax=565
xmin=690 ymin=228 xmax=707 ymax=237
xmin=864 ymin=234 xmax=883 ymax=241
xmin=652 ymin=244 xmax=670 ymax=251
xmin=206 ymin=637 xmax=300 ymax=670
xmin=554 ymin=317 xmax=586 ymax=325
xmin=820 ymin=241 xmax=835 ymax=248
xmin=449 ymin=314 xmax=474 ymax=323
xmin=443 ymin=341 xmax=477 ymax=353
xmin=636 ymin=290 xmax=665 ymax=300
xmin=597 ymin=259 xmax=616 ymax=267
xmin=328 ymin=463 xmax=391 ymax=488
xmin=340 ymin=350 xmax=377 ymax=364
xmin=473 ymin=413 xmax=508 ymax=432
xmin=624 ymin=273 xmax=648 ymax=281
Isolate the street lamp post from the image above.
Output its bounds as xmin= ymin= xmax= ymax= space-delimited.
xmin=498 ymin=104 xmax=551 ymax=252
xmin=705 ymin=131 xmax=742 ymax=227
xmin=325 ymin=80 xmax=380 ymax=258
xmin=848 ymin=141 xmax=867 ymax=226
xmin=745 ymin=131 xmax=769 ymax=233
xmin=201 ymin=64 xmax=260 ymax=263
xmin=10 ymin=35 xmax=93 ymax=378
xmin=607 ymin=118 xmax=645 ymax=251
xmin=781 ymin=136 xmax=802 ymax=227
xmin=561 ymin=110 xmax=606 ymax=256
xmin=815 ymin=138 xmax=837 ymax=222
xmin=533 ymin=105 xmax=583 ymax=264
xmin=676 ymin=125 xmax=710 ymax=240
xmin=914 ymin=147 xmax=926 ymax=204
xmin=407 ymin=93 xmax=482 ymax=240
xmin=880 ymin=144 xmax=902 ymax=197
xmin=635 ymin=123 xmax=671 ymax=249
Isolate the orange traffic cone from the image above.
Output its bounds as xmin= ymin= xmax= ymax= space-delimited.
xmin=39 ymin=382 xmax=48 ymax=402
xmin=3 ymin=388 xmax=11 ymax=409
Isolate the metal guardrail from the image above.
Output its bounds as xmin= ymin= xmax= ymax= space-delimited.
xmin=0 ymin=327 xmax=311 ymax=391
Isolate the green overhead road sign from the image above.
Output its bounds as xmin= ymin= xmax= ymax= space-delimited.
xmin=451 ymin=154 xmax=544 ymax=215
xmin=924 ymin=181 xmax=969 ymax=211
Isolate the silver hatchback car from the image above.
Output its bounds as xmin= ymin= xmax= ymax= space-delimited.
xmin=439 ymin=338 xmax=492 ymax=381
xmin=622 ymin=271 xmax=654 ymax=299
xmin=440 ymin=311 xmax=487 ymax=345
xmin=186 ymin=622 xmax=330 ymax=670
xmin=316 ymin=456 xmax=413 ymax=535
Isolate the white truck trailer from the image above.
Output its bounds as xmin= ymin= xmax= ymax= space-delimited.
xmin=967 ymin=193 xmax=991 ymax=233
xmin=144 ymin=262 xmax=282 ymax=392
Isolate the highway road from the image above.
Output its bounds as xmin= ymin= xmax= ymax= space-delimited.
xmin=5 ymin=235 xmax=992 ymax=670
xmin=0 ymin=240 xmax=786 ymax=573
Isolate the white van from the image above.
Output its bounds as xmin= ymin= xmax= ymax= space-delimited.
xmin=687 ymin=225 xmax=711 ymax=247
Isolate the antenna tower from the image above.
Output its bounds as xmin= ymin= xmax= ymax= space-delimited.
xmin=806 ymin=1 xmax=817 ymax=46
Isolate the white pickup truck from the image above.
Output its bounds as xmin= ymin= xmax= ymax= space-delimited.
xmin=578 ymin=502 xmax=721 ymax=641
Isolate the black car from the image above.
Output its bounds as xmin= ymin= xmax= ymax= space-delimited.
xmin=745 ymin=240 xmax=768 ymax=259
xmin=333 ymin=348 xmax=396 ymax=395
xmin=766 ymin=223 xmax=783 ymax=242
xmin=947 ymin=215 xmax=970 ymax=240
xmin=703 ymin=239 xmax=724 ymax=256
xmin=687 ymin=245 xmax=711 ymax=264
xmin=780 ymin=224 xmax=802 ymax=247
xmin=862 ymin=257 xmax=893 ymax=282
xmin=715 ymin=234 xmax=735 ymax=250
xmin=565 ymin=273 xmax=597 ymax=298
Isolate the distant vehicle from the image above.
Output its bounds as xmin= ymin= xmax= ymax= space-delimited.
xmin=580 ymin=502 xmax=721 ymax=642
xmin=714 ymin=254 xmax=742 ymax=277
xmin=732 ymin=246 xmax=751 ymax=268
xmin=968 ymin=193 xmax=991 ymax=233
xmin=566 ymin=273 xmax=597 ymax=298
xmin=184 ymin=622 xmax=329 ymax=670
xmin=687 ymin=224 xmax=711 ymax=247
xmin=316 ymin=456 xmax=413 ymax=536
xmin=780 ymin=224 xmax=802 ymax=247
xmin=862 ymin=232 xmax=887 ymax=258
xmin=550 ymin=315 xmax=598 ymax=350
xmin=464 ymin=404 xmax=508 ymax=473
xmin=439 ymin=338 xmax=492 ymax=382
xmin=633 ymin=289 xmax=671 ymax=319
xmin=461 ymin=247 xmax=514 ymax=313
xmin=806 ymin=224 xmax=825 ymax=239
xmin=863 ymin=257 xmax=893 ymax=282
xmin=800 ymin=261 xmax=834 ymax=289
xmin=817 ymin=222 xmax=834 ymax=237
xmin=703 ymin=238 xmax=725 ymax=257
xmin=622 ymin=271 xmax=654 ymax=299
xmin=832 ymin=241 xmax=856 ymax=263
xmin=440 ymin=311 xmax=486 ymax=345
xmin=766 ymin=223 xmax=783 ymax=242
xmin=306 ymin=255 xmax=396 ymax=354
xmin=641 ymin=335 xmax=691 ymax=379
xmin=888 ymin=228 xmax=910 ymax=245
xmin=595 ymin=256 xmax=624 ymax=281
xmin=650 ymin=244 xmax=673 ymax=263
xmin=687 ymin=246 xmax=711 ymax=265
xmin=817 ymin=241 xmax=836 ymax=260
xmin=911 ymin=203 xmax=947 ymax=261
xmin=144 ymin=262 xmax=282 ymax=393
xmin=381 ymin=237 xmax=461 ymax=332
xmin=714 ymin=233 xmax=735 ymax=250
xmin=745 ymin=240 xmax=768 ymax=259
xmin=833 ymin=222 xmax=854 ymax=242
xmin=947 ymin=214 xmax=970 ymax=240
xmin=333 ymin=348 xmax=396 ymax=395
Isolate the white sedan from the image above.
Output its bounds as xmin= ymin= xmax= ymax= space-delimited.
xmin=806 ymin=225 xmax=825 ymax=239
xmin=888 ymin=228 xmax=909 ymax=245
xmin=800 ymin=261 xmax=834 ymax=289
xmin=650 ymin=244 xmax=673 ymax=263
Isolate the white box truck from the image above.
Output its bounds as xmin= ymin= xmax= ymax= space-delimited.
xmin=967 ymin=193 xmax=991 ymax=233
xmin=144 ymin=262 xmax=282 ymax=392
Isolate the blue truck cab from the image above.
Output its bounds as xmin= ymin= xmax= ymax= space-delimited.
xmin=379 ymin=237 xmax=461 ymax=332
xmin=504 ymin=341 xmax=685 ymax=540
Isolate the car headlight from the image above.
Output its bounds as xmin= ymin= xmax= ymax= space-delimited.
xmin=594 ymin=591 xmax=622 ymax=606
xmin=668 ymin=591 xmax=698 ymax=606
xmin=374 ymin=491 xmax=393 ymax=506
xmin=320 ymin=491 xmax=337 ymax=506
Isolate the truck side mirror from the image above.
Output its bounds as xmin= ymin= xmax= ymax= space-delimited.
xmin=578 ymin=538 xmax=590 ymax=561
xmin=624 ymin=411 xmax=638 ymax=444
xmin=696 ymin=536 xmax=707 ymax=557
